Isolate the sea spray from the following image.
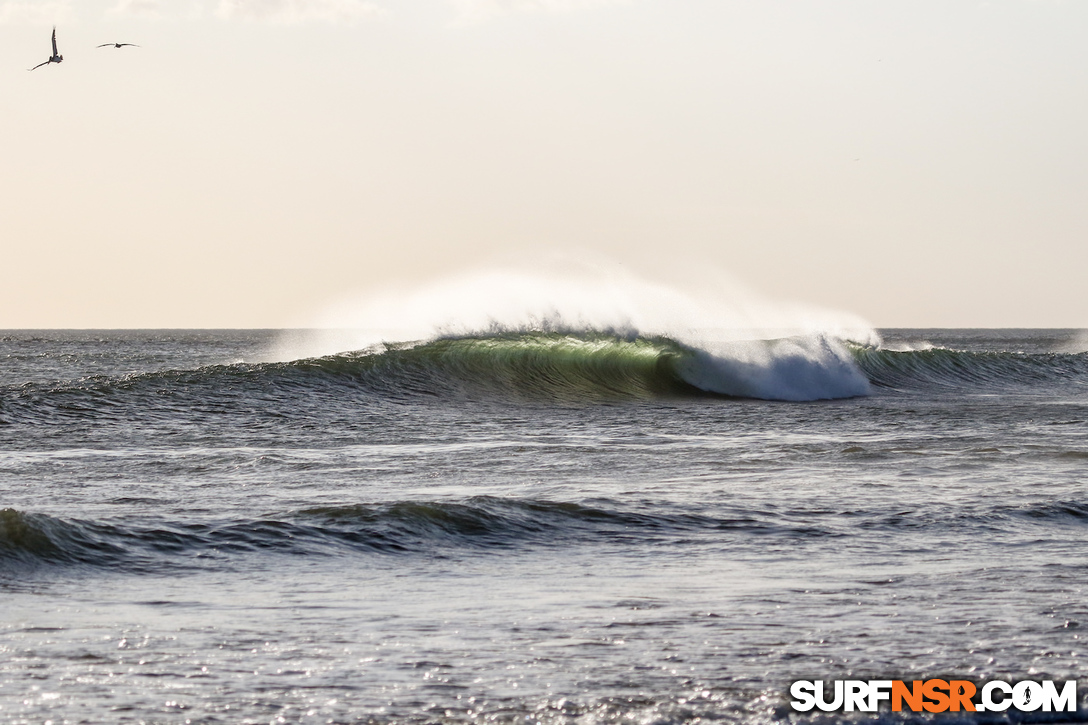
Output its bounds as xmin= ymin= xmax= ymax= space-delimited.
xmin=268 ymin=259 xmax=878 ymax=401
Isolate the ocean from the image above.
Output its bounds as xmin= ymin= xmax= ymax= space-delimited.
xmin=2 ymin=328 xmax=1087 ymax=723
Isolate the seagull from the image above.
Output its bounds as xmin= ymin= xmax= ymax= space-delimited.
xmin=28 ymin=26 xmax=63 ymax=71
xmin=97 ymin=42 xmax=139 ymax=49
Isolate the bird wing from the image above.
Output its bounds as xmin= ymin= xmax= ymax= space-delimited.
xmin=28 ymin=60 xmax=49 ymax=71
xmin=52 ymin=27 xmax=58 ymax=56
xmin=97 ymin=43 xmax=113 ymax=48
xmin=119 ymin=43 xmax=139 ymax=47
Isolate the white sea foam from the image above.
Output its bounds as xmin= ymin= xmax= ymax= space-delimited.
xmin=677 ymin=337 xmax=871 ymax=401
xmin=1056 ymin=330 xmax=1088 ymax=354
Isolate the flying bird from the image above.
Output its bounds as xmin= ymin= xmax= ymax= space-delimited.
xmin=98 ymin=42 xmax=139 ymax=49
xmin=28 ymin=26 xmax=63 ymax=71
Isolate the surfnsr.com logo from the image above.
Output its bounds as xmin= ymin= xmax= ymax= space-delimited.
xmin=790 ymin=680 xmax=1077 ymax=713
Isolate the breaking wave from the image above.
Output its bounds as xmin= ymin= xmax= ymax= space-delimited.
xmin=317 ymin=331 xmax=870 ymax=401
xmin=0 ymin=331 xmax=870 ymax=425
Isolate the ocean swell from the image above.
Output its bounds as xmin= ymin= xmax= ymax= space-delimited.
xmin=0 ymin=499 xmax=787 ymax=572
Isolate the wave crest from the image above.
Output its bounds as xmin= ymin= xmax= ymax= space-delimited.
xmin=0 ymin=497 xmax=836 ymax=573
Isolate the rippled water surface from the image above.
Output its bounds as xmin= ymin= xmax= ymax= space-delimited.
xmin=2 ymin=329 xmax=1087 ymax=723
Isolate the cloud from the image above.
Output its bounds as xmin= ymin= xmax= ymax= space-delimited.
xmin=109 ymin=0 xmax=164 ymax=16
xmin=447 ymin=0 xmax=627 ymax=22
xmin=0 ymin=0 xmax=75 ymax=24
xmin=215 ymin=0 xmax=384 ymax=23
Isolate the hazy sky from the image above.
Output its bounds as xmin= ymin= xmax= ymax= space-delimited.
xmin=2 ymin=0 xmax=1086 ymax=329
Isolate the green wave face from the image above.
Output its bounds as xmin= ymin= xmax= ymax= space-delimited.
xmin=316 ymin=330 xmax=871 ymax=402
xmin=342 ymin=332 xmax=701 ymax=402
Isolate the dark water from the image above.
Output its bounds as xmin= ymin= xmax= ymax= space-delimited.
xmin=2 ymin=329 xmax=1088 ymax=724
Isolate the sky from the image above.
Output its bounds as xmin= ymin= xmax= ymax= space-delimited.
xmin=1 ymin=0 xmax=1086 ymax=329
